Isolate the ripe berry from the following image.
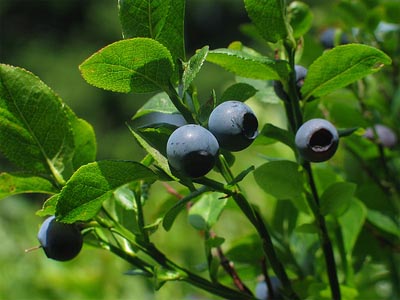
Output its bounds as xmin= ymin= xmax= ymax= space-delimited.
xmin=319 ymin=28 xmax=349 ymax=49
xmin=274 ymin=65 xmax=308 ymax=101
xmin=255 ymin=277 xmax=282 ymax=300
xmin=208 ymin=101 xmax=258 ymax=151
xmin=363 ymin=124 xmax=397 ymax=148
xmin=38 ymin=216 xmax=83 ymax=261
xmin=295 ymin=118 xmax=339 ymax=162
xmin=166 ymin=124 xmax=219 ymax=178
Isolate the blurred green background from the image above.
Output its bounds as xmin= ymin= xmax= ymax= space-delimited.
xmin=0 ymin=0 xmax=392 ymax=299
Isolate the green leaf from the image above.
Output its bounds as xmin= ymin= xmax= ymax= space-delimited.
xmin=254 ymin=123 xmax=295 ymax=150
xmin=118 ymin=0 xmax=185 ymax=63
xmin=0 ymin=172 xmax=57 ymax=200
xmin=367 ymin=209 xmax=400 ymax=238
xmin=244 ymin=0 xmax=290 ymax=43
xmin=338 ymin=199 xmax=366 ymax=253
xmin=154 ymin=266 xmax=187 ymax=290
xmin=253 ymin=160 xmax=304 ymax=199
xmin=219 ymin=83 xmax=258 ymax=104
xmin=182 ymin=46 xmax=209 ymax=93
xmin=69 ymin=116 xmax=97 ymax=170
xmin=188 ymin=193 xmax=227 ymax=230
xmin=206 ymin=48 xmax=289 ymax=80
xmin=288 ymin=1 xmax=313 ymax=38
xmin=320 ymin=182 xmax=357 ymax=217
xmin=56 ymin=160 xmax=157 ymax=223
xmin=128 ymin=125 xmax=174 ymax=179
xmin=79 ymin=38 xmax=174 ymax=93
xmin=36 ymin=194 xmax=59 ymax=217
xmin=162 ymin=186 xmax=210 ymax=231
xmin=301 ymin=44 xmax=392 ymax=100
xmin=0 ymin=64 xmax=74 ymax=182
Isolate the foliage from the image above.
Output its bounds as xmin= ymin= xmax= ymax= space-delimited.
xmin=1 ymin=0 xmax=399 ymax=300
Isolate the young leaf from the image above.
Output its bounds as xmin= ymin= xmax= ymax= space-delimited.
xmin=0 ymin=64 xmax=74 ymax=183
xmin=36 ymin=194 xmax=59 ymax=217
xmin=244 ymin=0 xmax=290 ymax=43
xmin=56 ymin=160 xmax=157 ymax=223
xmin=79 ymin=38 xmax=174 ymax=93
xmin=253 ymin=160 xmax=304 ymax=199
xmin=118 ymin=0 xmax=185 ymax=62
xmin=320 ymin=182 xmax=357 ymax=217
xmin=301 ymin=44 xmax=392 ymax=100
xmin=219 ymin=83 xmax=258 ymax=104
xmin=338 ymin=199 xmax=366 ymax=253
xmin=206 ymin=48 xmax=289 ymax=80
xmin=182 ymin=46 xmax=209 ymax=93
xmin=188 ymin=193 xmax=228 ymax=230
xmin=0 ymin=172 xmax=57 ymax=200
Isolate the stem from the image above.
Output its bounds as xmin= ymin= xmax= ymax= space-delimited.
xmin=216 ymin=155 xmax=300 ymax=300
xmin=304 ymin=163 xmax=341 ymax=300
xmin=166 ymin=82 xmax=196 ymax=123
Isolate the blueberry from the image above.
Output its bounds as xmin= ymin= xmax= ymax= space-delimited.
xmin=363 ymin=124 xmax=397 ymax=148
xmin=274 ymin=65 xmax=308 ymax=101
xmin=208 ymin=101 xmax=258 ymax=151
xmin=319 ymin=28 xmax=349 ymax=49
xmin=255 ymin=277 xmax=282 ymax=300
xmin=166 ymin=124 xmax=219 ymax=178
xmin=38 ymin=216 xmax=83 ymax=261
xmin=295 ymin=118 xmax=339 ymax=162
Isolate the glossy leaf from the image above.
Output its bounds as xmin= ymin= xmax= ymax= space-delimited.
xmin=80 ymin=38 xmax=174 ymax=93
xmin=182 ymin=46 xmax=209 ymax=93
xmin=301 ymin=44 xmax=392 ymax=100
xmin=118 ymin=0 xmax=185 ymax=62
xmin=188 ymin=193 xmax=227 ymax=230
xmin=0 ymin=64 xmax=74 ymax=180
xmin=254 ymin=160 xmax=304 ymax=199
xmin=0 ymin=172 xmax=57 ymax=200
xmin=56 ymin=161 xmax=157 ymax=222
xmin=244 ymin=0 xmax=290 ymax=43
xmin=207 ymin=48 xmax=289 ymax=80
xmin=320 ymin=182 xmax=357 ymax=216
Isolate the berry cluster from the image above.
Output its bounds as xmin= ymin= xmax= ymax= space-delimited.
xmin=166 ymin=101 xmax=259 ymax=178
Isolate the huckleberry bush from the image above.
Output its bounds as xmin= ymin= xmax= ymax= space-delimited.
xmin=1 ymin=1 xmax=399 ymax=299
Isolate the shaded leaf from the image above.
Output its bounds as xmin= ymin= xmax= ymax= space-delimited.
xmin=338 ymin=199 xmax=366 ymax=253
xmin=0 ymin=64 xmax=74 ymax=180
xmin=288 ymin=1 xmax=313 ymax=38
xmin=56 ymin=161 xmax=157 ymax=223
xmin=0 ymin=172 xmax=57 ymax=200
xmin=302 ymin=44 xmax=392 ymax=100
xmin=320 ymin=182 xmax=357 ymax=216
xmin=255 ymin=123 xmax=295 ymax=150
xmin=80 ymin=38 xmax=174 ymax=93
xmin=253 ymin=160 xmax=304 ymax=199
xmin=219 ymin=83 xmax=258 ymax=104
xmin=188 ymin=193 xmax=227 ymax=230
xmin=367 ymin=209 xmax=400 ymax=238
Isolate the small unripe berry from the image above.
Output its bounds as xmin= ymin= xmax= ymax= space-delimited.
xmin=295 ymin=118 xmax=339 ymax=162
